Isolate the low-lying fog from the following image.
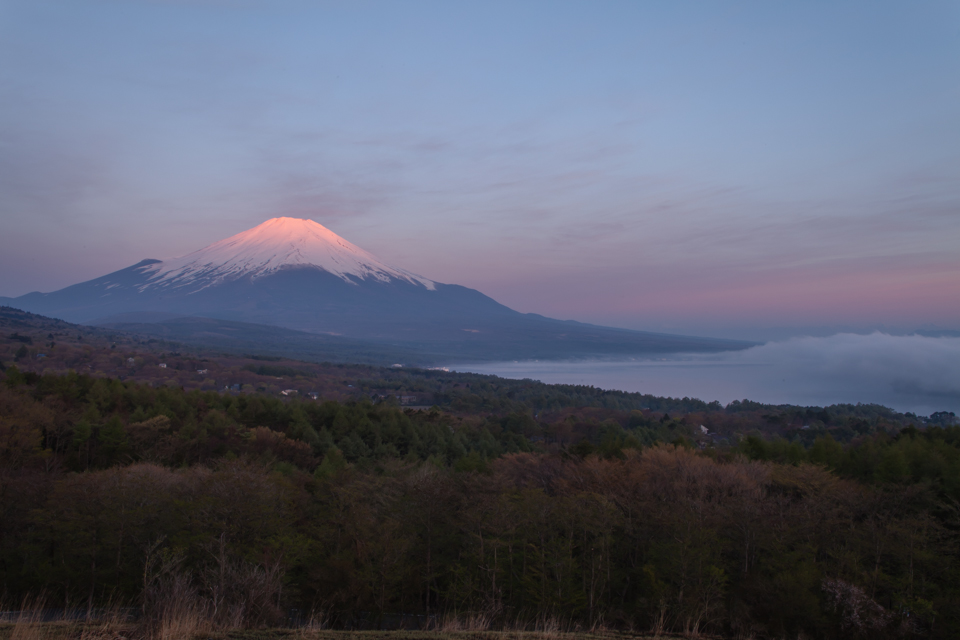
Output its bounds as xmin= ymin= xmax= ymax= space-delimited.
xmin=451 ymin=333 xmax=960 ymax=415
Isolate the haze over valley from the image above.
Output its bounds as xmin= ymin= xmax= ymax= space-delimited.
xmin=455 ymin=332 xmax=960 ymax=415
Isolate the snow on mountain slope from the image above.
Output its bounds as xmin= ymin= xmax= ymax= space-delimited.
xmin=139 ymin=217 xmax=435 ymax=292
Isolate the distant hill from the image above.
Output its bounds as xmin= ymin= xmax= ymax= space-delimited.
xmin=0 ymin=306 xmax=433 ymax=367
xmin=0 ymin=217 xmax=754 ymax=361
xmin=98 ymin=315 xmax=439 ymax=366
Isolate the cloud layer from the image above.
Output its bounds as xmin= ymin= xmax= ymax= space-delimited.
xmin=455 ymin=333 xmax=960 ymax=415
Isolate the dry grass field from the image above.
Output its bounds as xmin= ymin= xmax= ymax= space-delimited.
xmin=0 ymin=606 xmax=668 ymax=640
xmin=0 ymin=625 xmax=669 ymax=640
xmin=207 ymin=632 xmax=663 ymax=640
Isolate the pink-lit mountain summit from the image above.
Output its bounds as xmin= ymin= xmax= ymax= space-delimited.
xmin=0 ymin=218 xmax=751 ymax=361
xmin=142 ymin=217 xmax=435 ymax=292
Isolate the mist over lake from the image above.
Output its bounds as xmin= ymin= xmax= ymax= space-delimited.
xmin=451 ymin=333 xmax=960 ymax=415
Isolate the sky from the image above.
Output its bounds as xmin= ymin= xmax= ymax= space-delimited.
xmin=1 ymin=0 xmax=958 ymax=341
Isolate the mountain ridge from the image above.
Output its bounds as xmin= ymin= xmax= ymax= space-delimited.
xmin=0 ymin=218 xmax=756 ymax=361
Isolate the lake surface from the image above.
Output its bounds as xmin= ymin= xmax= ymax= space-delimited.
xmin=449 ymin=333 xmax=960 ymax=415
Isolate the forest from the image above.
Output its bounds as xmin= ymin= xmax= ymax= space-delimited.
xmin=1 ymin=364 xmax=959 ymax=639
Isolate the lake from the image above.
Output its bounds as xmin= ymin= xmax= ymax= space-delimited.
xmin=449 ymin=333 xmax=960 ymax=416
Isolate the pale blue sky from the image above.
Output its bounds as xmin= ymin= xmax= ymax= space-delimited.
xmin=1 ymin=1 xmax=958 ymax=339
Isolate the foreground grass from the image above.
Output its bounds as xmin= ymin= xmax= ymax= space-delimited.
xmin=211 ymin=632 xmax=662 ymax=640
xmin=0 ymin=626 xmax=667 ymax=640
xmin=0 ymin=621 xmax=132 ymax=640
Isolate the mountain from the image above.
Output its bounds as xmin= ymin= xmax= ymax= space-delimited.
xmin=1 ymin=218 xmax=753 ymax=362
xmin=132 ymin=216 xmax=436 ymax=292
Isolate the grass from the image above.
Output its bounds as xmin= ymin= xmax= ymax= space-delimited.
xmin=197 ymin=632 xmax=663 ymax=640
xmin=0 ymin=621 xmax=134 ymax=640
xmin=0 ymin=600 xmax=668 ymax=640
xmin=0 ymin=627 xmax=667 ymax=640
xmin=0 ymin=596 xmax=134 ymax=640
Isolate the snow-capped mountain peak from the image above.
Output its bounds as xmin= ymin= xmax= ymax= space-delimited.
xmin=139 ymin=217 xmax=435 ymax=291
